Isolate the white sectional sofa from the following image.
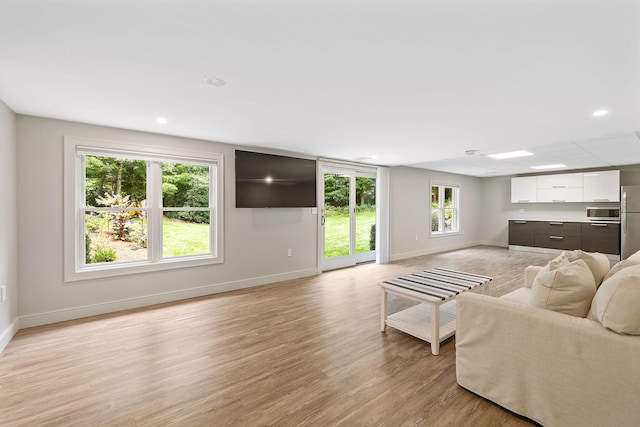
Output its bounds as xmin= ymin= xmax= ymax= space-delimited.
xmin=456 ymin=250 xmax=640 ymax=427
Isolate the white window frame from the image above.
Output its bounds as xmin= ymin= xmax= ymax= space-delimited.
xmin=64 ymin=136 xmax=224 ymax=282
xmin=430 ymin=182 xmax=461 ymax=237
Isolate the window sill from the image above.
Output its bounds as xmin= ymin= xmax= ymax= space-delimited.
xmin=430 ymin=231 xmax=462 ymax=239
xmin=64 ymin=255 xmax=223 ymax=283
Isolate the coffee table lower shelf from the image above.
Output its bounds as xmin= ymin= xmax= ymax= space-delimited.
xmin=380 ymin=267 xmax=492 ymax=355
xmin=385 ymin=301 xmax=457 ymax=348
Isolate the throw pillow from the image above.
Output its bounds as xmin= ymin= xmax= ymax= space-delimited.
xmin=542 ymin=253 xmax=570 ymax=272
xmin=588 ymin=264 xmax=640 ymax=335
xmin=529 ymin=259 xmax=597 ymax=318
xmin=562 ymin=250 xmax=610 ymax=287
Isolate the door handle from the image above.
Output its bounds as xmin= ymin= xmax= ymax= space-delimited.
xmin=321 ymin=215 xmax=325 ymax=226
xmin=549 ymin=236 xmax=564 ymax=240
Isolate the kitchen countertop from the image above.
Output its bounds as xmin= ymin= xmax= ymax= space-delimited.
xmin=509 ymin=218 xmax=620 ymax=224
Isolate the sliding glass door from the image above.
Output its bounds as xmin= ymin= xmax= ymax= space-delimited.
xmin=321 ymin=165 xmax=376 ymax=271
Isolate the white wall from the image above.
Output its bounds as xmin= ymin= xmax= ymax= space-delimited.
xmin=0 ymin=99 xmax=18 ymax=351
xmin=480 ymin=166 xmax=640 ymax=247
xmin=17 ymin=115 xmax=318 ymax=327
xmin=15 ymin=113 xmax=639 ymax=329
xmin=388 ymin=166 xmax=483 ymax=260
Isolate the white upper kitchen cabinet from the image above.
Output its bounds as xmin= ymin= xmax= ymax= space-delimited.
xmin=511 ymin=176 xmax=538 ymax=203
xmin=537 ymin=173 xmax=583 ymax=202
xmin=537 ymin=173 xmax=583 ymax=189
xmin=583 ymin=170 xmax=620 ymax=202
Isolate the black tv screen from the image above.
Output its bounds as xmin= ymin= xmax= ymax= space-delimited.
xmin=235 ymin=150 xmax=317 ymax=208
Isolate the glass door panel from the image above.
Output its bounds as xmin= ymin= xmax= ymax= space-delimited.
xmin=323 ymin=172 xmax=351 ymax=260
xmin=355 ymin=176 xmax=376 ymax=262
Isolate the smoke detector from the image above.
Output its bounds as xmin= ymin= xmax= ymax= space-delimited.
xmin=204 ymin=76 xmax=226 ymax=87
xmin=465 ymin=149 xmax=478 ymax=156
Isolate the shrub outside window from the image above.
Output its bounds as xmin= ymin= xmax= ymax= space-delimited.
xmin=431 ymin=184 xmax=460 ymax=235
xmin=64 ymin=136 xmax=224 ymax=281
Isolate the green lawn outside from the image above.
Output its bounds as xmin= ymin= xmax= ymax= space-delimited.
xmin=324 ymin=211 xmax=376 ymax=258
xmin=163 ymin=218 xmax=209 ymax=257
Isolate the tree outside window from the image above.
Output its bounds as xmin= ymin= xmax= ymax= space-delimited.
xmin=83 ymin=155 xmax=215 ymax=266
xmin=431 ymin=184 xmax=459 ymax=234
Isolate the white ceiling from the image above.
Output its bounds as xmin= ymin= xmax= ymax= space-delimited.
xmin=1 ymin=0 xmax=639 ymax=177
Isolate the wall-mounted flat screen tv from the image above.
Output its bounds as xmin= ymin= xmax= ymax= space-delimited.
xmin=235 ymin=150 xmax=317 ymax=208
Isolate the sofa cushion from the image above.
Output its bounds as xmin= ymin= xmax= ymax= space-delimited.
xmin=588 ymin=264 xmax=640 ymax=335
xmin=602 ymin=258 xmax=640 ymax=282
xmin=529 ymin=259 xmax=597 ymax=317
xmin=500 ymin=287 xmax=531 ymax=304
xmin=561 ymin=250 xmax=610 ymax=287
xmin=628 ymin=250 xmax=640 ymax=261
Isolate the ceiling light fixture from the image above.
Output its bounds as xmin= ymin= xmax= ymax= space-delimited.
xmin=156 ymin=117 xmax=168 ymax=125
xmin=530 ymin=164 xmax=567 ymax=170
xmin=488 ymin=150 xmax=533 ymax=160
xmin=204 ymin=76 xmax=226 ymax=87
xmin=593 ymin=109 xmax=609 ymax=117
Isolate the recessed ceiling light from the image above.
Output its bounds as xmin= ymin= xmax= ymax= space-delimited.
xmin=530 ymin=164 xmax=567 ymax=170
xmin=156 ymin=117 xmax=168 ymax=125
xmin=593 ymin=109 xmax=609 ymax=117
xmin=204 ymin=76 xmax=226 ymax=87
xmin=488 ymin=150 xmax=533 ymax=160
xmin=264 ymin=176 xmax=273 ymax=183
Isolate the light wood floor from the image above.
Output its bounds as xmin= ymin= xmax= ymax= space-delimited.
xmin=0 ymin=246 xmax=553 ymax=426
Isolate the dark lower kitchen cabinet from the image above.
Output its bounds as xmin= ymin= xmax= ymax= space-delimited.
xmin=534 ymin=221 xmax=581 ymax=251
xmin=509 ymin=220 xmax=620 ymax=255
xmin=508 ymin=220 xmax=535 ymax=246
xmin=581 ymin=223 xmax=620 ymax=255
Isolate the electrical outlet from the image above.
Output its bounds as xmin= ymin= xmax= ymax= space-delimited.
xmin=0 ymin=286 xmax=6 ymax=303
xmin=287 ymin=248 xmax=292 ymax=257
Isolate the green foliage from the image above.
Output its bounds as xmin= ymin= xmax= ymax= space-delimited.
xmin=85 ymin=233 xmax=92 ymax=264
xmin=323 ymin=175 xmax=375 ymax=208
xmin=92 ymin=247 xmax=117 ymax=263
xmin=370 ymin=223 xmax=376 ymax=251
xmin=355 ymin=177 xmax=375 ymax=206
xmin=85 ymin=156 xmax=146 ymax=207
xmin=162 ymin=162 xmax=210 ymax=223
xmin=325 ymin=204 xmax=375 ymax=216
xmin=95 ymin=192 xmax=146 ymax=241
xmin=85 ymin=214 xmax=105 ymax=232
xmin=85 ymin=156 xmax=211 ymax=224
xmin=323 ymin=174 xmax=350 ymax=207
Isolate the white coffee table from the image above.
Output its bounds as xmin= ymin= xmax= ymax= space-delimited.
xmin=380 ymin=267 xmax=492 ymax=355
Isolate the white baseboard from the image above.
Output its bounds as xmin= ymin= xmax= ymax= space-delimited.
xmin=19 ymin=268 xmax=318 ymax=329
xmin=0 ymin=318 xmax=19 ymax=353
xmin=390 ymin=240 xmax=482 ymax=262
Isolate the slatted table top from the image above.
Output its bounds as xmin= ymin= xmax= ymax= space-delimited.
xmin=381 ymin=267 xmax=492 ymax=303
